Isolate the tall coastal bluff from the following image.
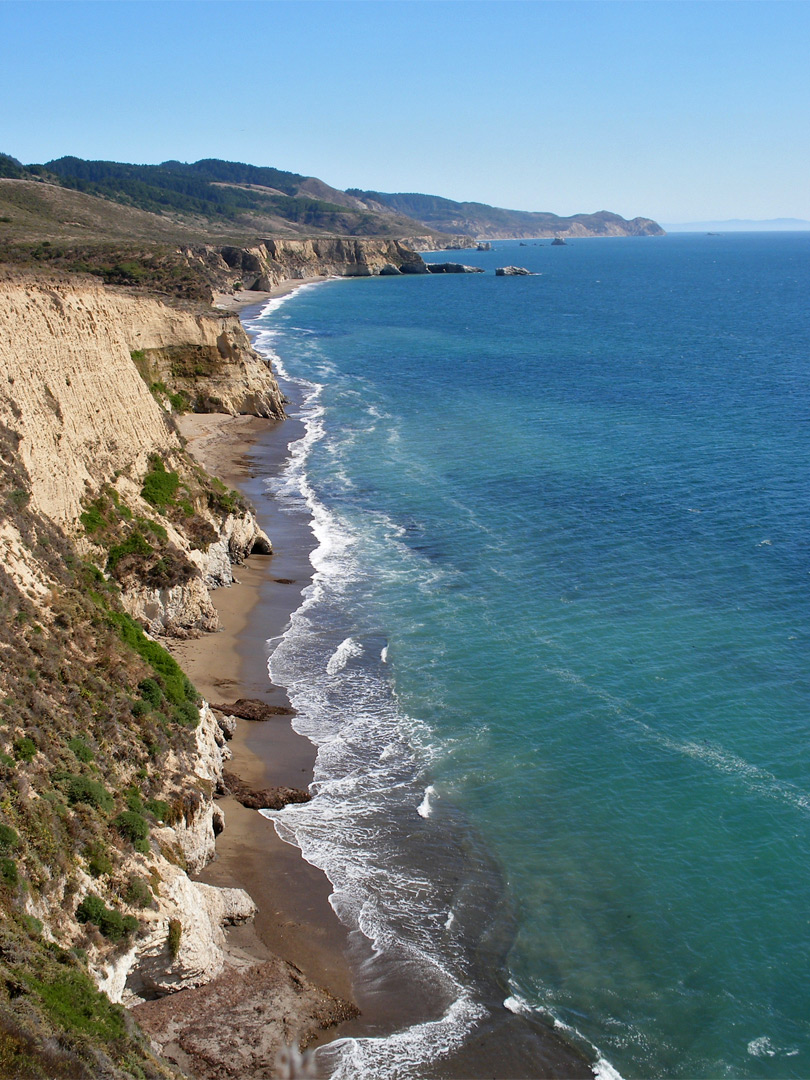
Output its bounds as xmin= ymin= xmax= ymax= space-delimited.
xmin=199 ymin=236 xmax=430 ymax=291
xmin=0 ymin=270 xmax=357 ymax=1077
xmin=0 ymin=276 xmax=283 ymax=524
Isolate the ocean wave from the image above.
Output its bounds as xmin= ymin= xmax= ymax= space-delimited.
xmin=417 ymin=785 xmax=436 ymax=819
xmin=319 ymin=994 xmax=485 ymax=1080
xmin=505 ymin=989 xmax=625 ymax=1080
xmin=326 ymin=637 xmax=365 ymax=675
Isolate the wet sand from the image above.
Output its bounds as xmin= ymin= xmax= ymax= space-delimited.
xmin=170 ymin=409 xmax=355 ymax=1005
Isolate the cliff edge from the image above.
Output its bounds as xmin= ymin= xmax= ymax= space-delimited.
xmin=0 ymin=271 xmax=350 ymax=1079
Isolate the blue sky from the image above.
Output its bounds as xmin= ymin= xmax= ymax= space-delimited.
xmin=1 ymin=0 xmax=808 ymax=224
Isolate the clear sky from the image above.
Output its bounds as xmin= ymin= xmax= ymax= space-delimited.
xmin=1 ymin=0 xmax=808 ymax=224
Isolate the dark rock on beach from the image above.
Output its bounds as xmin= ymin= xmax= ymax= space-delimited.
xmin=223 ymin=770 xmax=311 ymax=811
xmin=210 ymin=697 xmax=295 ymax=720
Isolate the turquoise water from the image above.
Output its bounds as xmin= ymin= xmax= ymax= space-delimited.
xmin=247 ymin=234 xmax=810 ymax=1078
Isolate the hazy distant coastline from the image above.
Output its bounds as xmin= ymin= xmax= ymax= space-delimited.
xmin=664 ymin=217 xmax=810 ymax=232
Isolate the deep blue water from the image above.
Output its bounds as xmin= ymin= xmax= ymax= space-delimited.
xmin=247 ymin=233 xmax=810 ymax=1079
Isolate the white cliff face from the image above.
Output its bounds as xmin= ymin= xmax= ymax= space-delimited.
xmin=121 ymin=577 xmax=220 ymax=637
xmin=0 ymin=277 xmax=284 ymax=524
xmin=95 ymin=862 xmax=257 ymax=1004
xmin=216 ymin=236 xmax=428 ymax=291
xmin=196 ymin=510 xmax=272 ymax=589
xmin=0 ymin=279 xmax=180 ymax=523
xmin=88 ymin=704 xmax=248 ymax=1004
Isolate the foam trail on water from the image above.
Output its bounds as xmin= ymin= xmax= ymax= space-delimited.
xmin=417 ymin=785 xmax=436 ymax=819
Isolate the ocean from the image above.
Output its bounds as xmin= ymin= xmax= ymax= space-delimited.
xmin=244 ymin=232 xmax=810 ymax=1079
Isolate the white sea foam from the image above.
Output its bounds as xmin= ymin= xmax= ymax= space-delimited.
xmin=592 ymin=1057 xmax=627 ymax=1080
xmin=746 ymin=1035 xmax=798 ymax=1059
xmin=326 ymin=637 xmax=365 ymax=675
xmin=417 ymin=785 xmax=436 ymax=819
xmin=545 ymin=663 xmax=810 ymax=815
xmin=380 ymin=644 xmax=389 ymax=663
xmin=320 ymin=995 xmax=485 ymax=1080
xmin=505 ymin=989 xmax=626 ymax=1080
xmin=504 ymin=995 xmax=532 ymax=1016
xmin=249 ymin=331 xmax=482 ymax=1078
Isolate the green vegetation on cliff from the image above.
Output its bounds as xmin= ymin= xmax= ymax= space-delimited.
xmin=0 ymin=424 xmax=207 ymax=1077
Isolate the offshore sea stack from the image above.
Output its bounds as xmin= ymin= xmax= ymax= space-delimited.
xmin=496 ymin=265 xmax=534 ymax=276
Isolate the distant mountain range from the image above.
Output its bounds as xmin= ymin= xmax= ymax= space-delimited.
xmin=0 ymin=153 xmax=663 ymax=245
xmin=665 ymin=218 xmax=810 ymax=233
xmin=348 ymin=189 xmax=664 ymax=240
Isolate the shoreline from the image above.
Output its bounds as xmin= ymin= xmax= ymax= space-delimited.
xmin=170 ymin=411 xmax=355 ymax=1004
xmin=139 ymin=277 xmax=361 ymax=1075
xmin=162 ymin=278 xmax=594 ymax=1079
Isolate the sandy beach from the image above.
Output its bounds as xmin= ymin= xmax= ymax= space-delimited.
xmin=133 ymin=282 xmax=362 ymax=1077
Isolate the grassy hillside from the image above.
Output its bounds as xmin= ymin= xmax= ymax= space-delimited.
xmin=0 ymin=154 xmax=429 ymax=245
xmin=347 ymin=188 xmax=665 ymax=238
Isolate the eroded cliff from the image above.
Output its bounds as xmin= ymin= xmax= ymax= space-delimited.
xmin=0 ymin=276 xmax=283 ymax=524
xmin=0 ymin=273 xmax=324 ymax=1078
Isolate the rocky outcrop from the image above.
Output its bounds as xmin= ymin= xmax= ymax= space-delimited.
xmin=214 ymin=236 xmax=429 ymax=291
xmin=496 ymin=266 xmax=534 ymax=276
xmin=210 ymin=698 xmax=295 ymax=721
xmin=223 ymin=769 xmax=311 ymax=811
xmin=133 ymin=958 xmax=359 ymax=1080
xmin=426 ymin=262 xmax=485 ymax=274
xmin=100 ymin=866 xmax=257 ymax=1002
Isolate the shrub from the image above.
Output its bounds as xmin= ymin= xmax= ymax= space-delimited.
xmin=138 ymin=678 xmax=162 ymax=707
xmin=123 ymin=875 xmax=153 ymax=908
xmin=109 ymin=610 xmax=198 ymax=709
xmin=141 ymin=518 xmax=168 ymax=542
xmin=145 ymin=799 xmax=170 ymax=823
xmin=167 ymin=918 xmax=182 ymax=960
xmin=68 ymin=736 xmax=94 ymax=763
xmin=0 ymin=857 xmax=18 ymax=887
xmin=76 ymin=893 xmax=106 ymax=926
xmin=106 ymin=530 xmax=153 ymax=573
xmin=13 ymin=737 xmax=36 ymax=762
xmin=66 ymin=776 xmax=113 ymax=813
xmin=172 ymin=701 xmax=200 ymax=728
xmin=79 ymin=504 xmax=106 ymax=534
xmin=85 ymin=843 xmax=112 ymax=878
xmin=114 ymin=811 xmax=149 ymax=845
xmin=141 ymin=457 xmax=180 ymax=508
xmin=76 ymin=894 xmax=137 ymax=942
xmin=0 ymin=824 xmax=20 ymax=854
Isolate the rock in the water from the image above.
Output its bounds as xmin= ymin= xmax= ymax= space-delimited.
xmin=495 ymin=266 xmax=534 ymax=276
xmin=551 ymin=237 xmax=567 ymax=245
xmin=379 ymin=263 xmax=403 ymax=275
xmin=477 ymin=242 xmax=492 ymax=251
xmin=426 ymin=262 xmax=485 ymax=274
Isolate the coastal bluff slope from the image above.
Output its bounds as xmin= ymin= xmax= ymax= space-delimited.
xmin=0 ymin=268 xmax=357 ymax=1078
